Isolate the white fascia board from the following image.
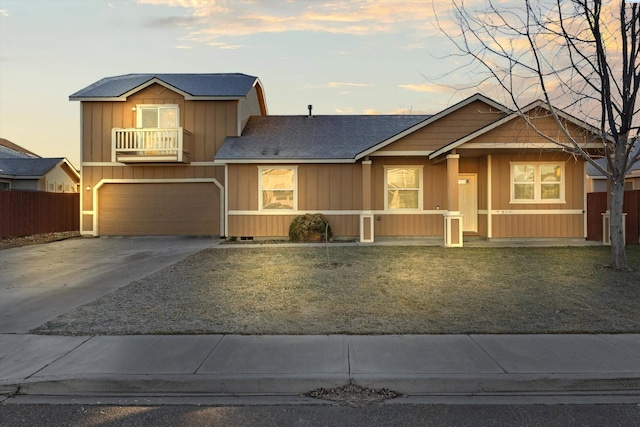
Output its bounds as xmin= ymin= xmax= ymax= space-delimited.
xmin=3 ymin=175 xmax=42 ymax=179
xmin=429 ymin=101 xmax=610 ymax=160
xmin=461 ymin=142 xmax=602 ymax=150
xmin=121 ymin=78 xmax=190 ymax=100
xmin=253 ymin=77 xmax=268 ymax=115
xmin=214 ymin=158 xmax=356 ymax=165
xmin=369 ymin=150 xmax=434 ymax=156
xmin=71 ymin=95 xmax=243 ymax=102
xmin=59 ymin=158 xmax=81 ymax=180
xmin=355 ymin=93 xmax=510 ymax=161
xmin=522 ymin=100 xmax=613 ymax=143
xmin=429 ymin=113 xmax=521 ymax=159
xmin=71 ymin=77 xmax=246 ymax=102
xmin=355 ymin=123 xmax=430 ymax=160
xmin=69 ymin=97 xmax=124 ymax=102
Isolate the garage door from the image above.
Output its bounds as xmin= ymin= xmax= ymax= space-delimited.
xmin=98 ymin=183 xmax=220 ymax=236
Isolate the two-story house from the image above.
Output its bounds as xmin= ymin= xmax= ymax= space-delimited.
xmin=71 ymin=73 xmax=602 ymax=245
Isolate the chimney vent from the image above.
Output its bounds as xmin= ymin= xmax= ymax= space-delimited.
xmin=307 ymin=104 xmax=313 ymax=118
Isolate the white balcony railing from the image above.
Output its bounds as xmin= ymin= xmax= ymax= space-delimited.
xmin=111 ymin=128 xmax=191 ymax=163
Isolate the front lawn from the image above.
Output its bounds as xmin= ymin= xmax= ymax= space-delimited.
xmin=34 ymin=245 xmax=640 ymax=335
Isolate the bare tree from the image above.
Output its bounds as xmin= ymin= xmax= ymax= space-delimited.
xmin=437 ymin=0 xmax=639 ymax=269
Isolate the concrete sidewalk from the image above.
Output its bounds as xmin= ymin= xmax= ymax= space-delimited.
xmin=2 ymin=334 xmax=640 ymax=404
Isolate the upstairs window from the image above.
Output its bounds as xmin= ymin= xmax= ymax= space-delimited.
xmin=136 ymin=105 xmax=179 ymax=129
xmin=385 ymin=166 xmax=423 ymax=210
xmin=511 ymin=162 xmax=564 ymax=203
xmin=259 ymin=167 xmax=297 ymax=210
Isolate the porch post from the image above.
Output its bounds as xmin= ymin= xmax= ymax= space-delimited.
xmin=360 ymin=159 xmax=374 ymax=243
xmin=444 ymin=154 xmax=463 ymax=247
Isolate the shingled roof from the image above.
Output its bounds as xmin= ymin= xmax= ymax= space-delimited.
xmin=70 ymin=73 xmax=259 ymax=100
xmin=0 ymin=158 xmax=64 ymax=178
xmin=0 ymin=138 xmax=40 ymax=159
xmin=216 ymin=115 xmax=430 ymax=162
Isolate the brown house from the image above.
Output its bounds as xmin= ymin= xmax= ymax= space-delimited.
xmin=71 ymin=74 xmax=601 ymax=246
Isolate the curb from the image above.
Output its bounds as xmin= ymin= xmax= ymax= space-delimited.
xmin=353 ymin=373 xmax=640 ymax=395
xmin=9 ymin=373 xmax=640 ymax=397
xmin=14 ymin=374 xmax=350 ymax=396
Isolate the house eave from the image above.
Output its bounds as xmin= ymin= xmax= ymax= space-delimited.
xmin=355 ymin=94 xmax=509 ymax=160
xmin=70 ymin=95 xmax=245 ymax=102
xmin=214 ymin=158 xmax=357 ymax=165
xmin=428 ymin=100 xmax=612 ymax=160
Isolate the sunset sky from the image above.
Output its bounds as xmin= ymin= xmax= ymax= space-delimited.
xmin=0 ymin=0 xmax=504 ymax=167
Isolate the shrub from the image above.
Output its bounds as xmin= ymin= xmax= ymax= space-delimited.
xmin=289 ymin=214 xmax=332 ymax=243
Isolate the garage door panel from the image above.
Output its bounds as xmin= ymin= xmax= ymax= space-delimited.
xmin=99 ymin=183 xmax=219 ymax=236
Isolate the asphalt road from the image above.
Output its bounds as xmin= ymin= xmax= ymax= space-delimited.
xmin=1 ymin=404 xmax=640 ymax=427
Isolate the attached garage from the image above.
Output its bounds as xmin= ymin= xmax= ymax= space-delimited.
xmin=98 ymin=182 xmax=220 ymax=236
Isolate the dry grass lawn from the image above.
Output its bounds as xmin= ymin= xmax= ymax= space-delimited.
xmin=34 ymin=245 xmax=640 ymax=335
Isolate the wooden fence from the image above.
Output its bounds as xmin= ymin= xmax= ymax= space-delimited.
xmin=0 ymin=190 xmax=79 ymax=238
xmin=587 ymin=190 xmax=640 ymax=244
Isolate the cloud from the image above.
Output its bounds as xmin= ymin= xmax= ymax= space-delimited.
xmin=135 ymin=0 xmax=465 ymax=45
xmin=0 ymin=9 xmax=9 ymax=17
xmin=398 ymin=83 xmax=434 ymax=93
xmin=144 ymin=15 xmax=199 ymax=28
xmin=327 ymin=82 xmax=373 ymax=88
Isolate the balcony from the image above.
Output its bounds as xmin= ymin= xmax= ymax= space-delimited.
xmin=112 ymin=128 xmax=191 ymax=163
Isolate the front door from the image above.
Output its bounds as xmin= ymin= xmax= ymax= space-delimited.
xmin=458 ymin=174 xmax=478 ymax=233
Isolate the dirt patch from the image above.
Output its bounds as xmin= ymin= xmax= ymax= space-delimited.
xmin=0 ymin=231 xmax=80 ymax=250
xmin=307 ymin=384 xmax=403 ymax=407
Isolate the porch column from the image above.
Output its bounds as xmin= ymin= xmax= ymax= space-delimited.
xmin=444 ymin=154 xmax=463 ymax=247
xmin=360 ymin=159 xmax=374 ymax=243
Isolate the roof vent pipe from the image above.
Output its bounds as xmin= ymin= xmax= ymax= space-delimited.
xmin=307 ymin=104 xmax=313 ymax=118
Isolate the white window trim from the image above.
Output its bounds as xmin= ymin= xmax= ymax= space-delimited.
xmin=384 ymin=165 xmax=424 ymax=211
xmin=510 ymin=162 xmax=565 ymax=204
xmin=135 ymin=104 xmax=179 ymax=128
xmin=258 ymin=166 xmax=298 ymax=211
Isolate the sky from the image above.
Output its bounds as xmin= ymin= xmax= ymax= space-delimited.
xmin=0 ymin=0 xmax=499 ymax=168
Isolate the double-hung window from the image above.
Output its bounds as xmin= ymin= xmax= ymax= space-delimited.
xmin=136 ymin=104 xmax=179 ymax=129
xmin=511 ymin=162 xmax=564 ymax=203
xmin=385 ymin=166 xmax=423 ymax=210
xmin=259 ymin=167 xmax=297 ymax=210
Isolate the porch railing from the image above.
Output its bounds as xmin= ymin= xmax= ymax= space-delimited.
xmin=111 ymin=128 xmax=191 ymax=163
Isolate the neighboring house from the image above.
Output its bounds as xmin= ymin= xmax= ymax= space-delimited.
xmin=0 ymin=138 xmax=80 ymax=192
xmin=71 ymin=73 xmax=602 ymax=246
xmin=586 ymin=141 xmax=640 ymax=192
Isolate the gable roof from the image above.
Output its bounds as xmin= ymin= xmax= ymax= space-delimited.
xmin=216 ymin=115 xmax=430 ymax=163
xmin=355 ymin=93 xmax=511 ymax=160
xmin=0 ymin=158 xmax=65 ymax=178
xmin=587 ymin=140 xmax=640 ymax=179
xmin=70 ymin=73 xmax=261 ymax=101
xmin=0 ymin=138 xmax=40 ymax=159
xmin=429 ymin=99 xmax=607 ymax=159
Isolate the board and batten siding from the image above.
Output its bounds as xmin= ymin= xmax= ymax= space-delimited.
xmin=80 ymin=84 xmax=239 ymax=235
xmin=228 ymin=214 xmax=360 ymax=238
xmin=82 ymin=84 xmax=239 ymax=164
xmin=370 ymin=157 xmax=447 ymax=212
xmin=488 ymin=153 xmax=585 ymax=238
xmin=381 ymin=101 xmax=508 ymax=153
xmin=82 ymin=165 xmax=224 ymax=213
xmin=227 ymin=164 xmax=363 ymax=212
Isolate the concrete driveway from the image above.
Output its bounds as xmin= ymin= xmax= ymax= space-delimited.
xmin=0 ymin=236 xmax=218 ymax=333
